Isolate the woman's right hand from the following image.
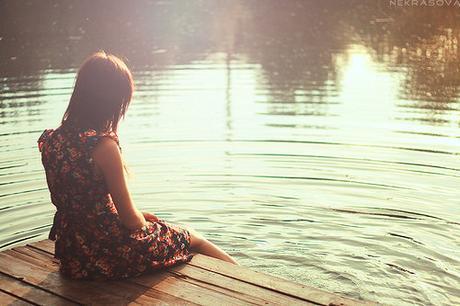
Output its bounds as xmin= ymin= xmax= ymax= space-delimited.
xmin=142 ymin=211 xmax=160 ymax=223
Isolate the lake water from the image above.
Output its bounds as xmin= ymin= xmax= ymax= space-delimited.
xmin=1 ymin=1 xmax=460 ymax=305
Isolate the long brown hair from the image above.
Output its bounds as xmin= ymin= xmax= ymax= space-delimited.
xmin=62 ymin=51 xmax=134 ymax=132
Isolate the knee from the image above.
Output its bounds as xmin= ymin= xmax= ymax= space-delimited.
xmin=174 ymin=223 xmax=207 ymax=250
xmin=185 ymin=226 xmax=206 ymax=249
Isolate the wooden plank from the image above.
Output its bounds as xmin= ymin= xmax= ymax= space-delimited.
xmin=11 ymin=246 xmax=60 ymax=271
xmin=0 ymin=273 xmax=78 ymax=306
xmin=128 ymin=273 xmax=257 ymax=305
xmin=188 ymin=254 xmax=375 ymax=306
xmin=0 ymin=289 xmax=33 ymax=305
xmin=28 ymin=239 xmax=54 ymax=254
xmin=129 ymin=272 xmax=256 ymax=306
xmin=6 ymin=246 xmax=254 ymax=305
xmin=0 ymin=250 xmax=177 ymax=305
xmin=167 ymin=263 xmax=313 ymax=305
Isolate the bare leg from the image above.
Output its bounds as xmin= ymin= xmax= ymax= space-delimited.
xmin=181 ymin=225 xmax=239 ymax=265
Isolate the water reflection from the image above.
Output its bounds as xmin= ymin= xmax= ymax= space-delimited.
xmin=1 ymin=1 xmax=460 ymax=305
xmin=358 ymin=8 xmax=460 ymax=126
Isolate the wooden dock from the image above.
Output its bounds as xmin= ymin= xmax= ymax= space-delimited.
xmin=0 ymin=239 xmax=375 ymax=305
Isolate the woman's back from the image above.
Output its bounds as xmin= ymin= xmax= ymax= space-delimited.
xmin=38 ymin=122 xmax=193 ymax=280
xmin=39 ymin=122 xmax=117 ymax=211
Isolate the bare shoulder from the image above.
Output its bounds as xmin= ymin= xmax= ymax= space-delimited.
xmin=92 ymin=137 xmax=122 ymax=168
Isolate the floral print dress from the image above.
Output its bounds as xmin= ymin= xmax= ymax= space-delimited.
xmin=37 ymin=122 xmax=194 ymax=280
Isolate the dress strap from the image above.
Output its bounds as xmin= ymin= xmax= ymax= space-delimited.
xmin=79 ymin=129 xmax=122 ymax=152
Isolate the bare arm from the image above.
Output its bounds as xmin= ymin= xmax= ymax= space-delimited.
xmin=92 ymin=137 xmax=147 ymax=230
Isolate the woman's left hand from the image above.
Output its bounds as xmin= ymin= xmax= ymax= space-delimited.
xmin=142 ymin=211 xmax=160 ymax=223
